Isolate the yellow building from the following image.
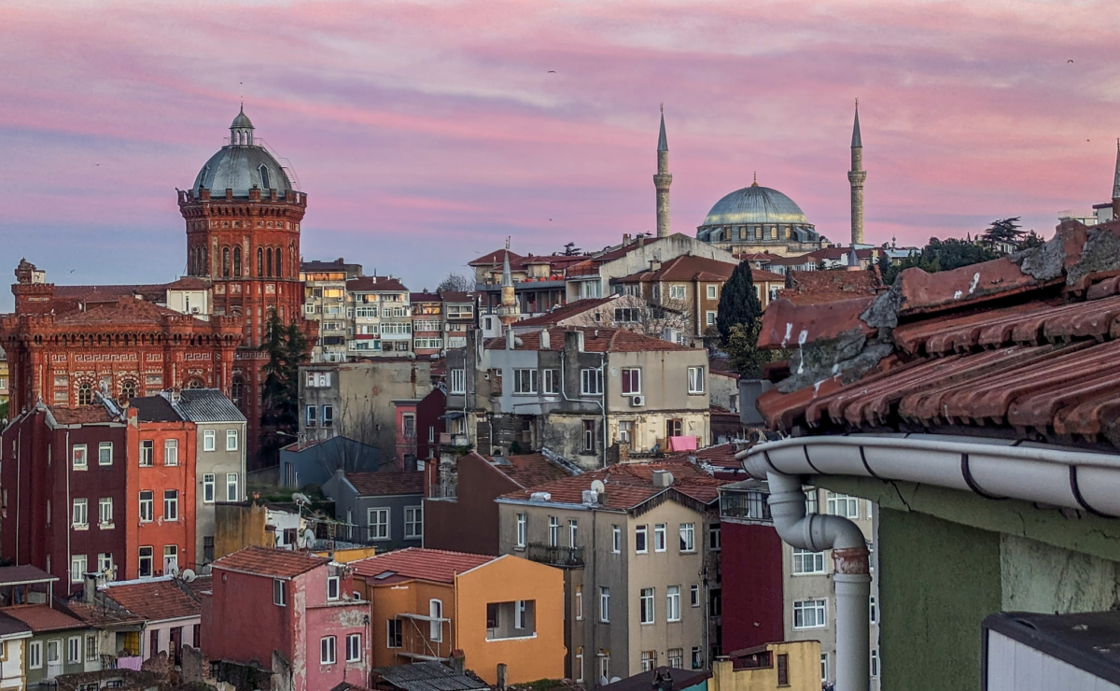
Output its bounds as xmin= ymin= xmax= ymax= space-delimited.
xmin=709 ymin=641 xmax=821 ymax=691
xmin=351 ymin=548 xmax=565 ymax=685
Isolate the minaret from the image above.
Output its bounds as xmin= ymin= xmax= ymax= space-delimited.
xmin=1112 ymin=139 xmax=1120 ymax=220
xmin=848 ymin=99 xmax=866 ymax=245
xmin=654 ymin=105 xmax=673 ymax=238
xmin=496 ymin=238 xmax=521 ymax=328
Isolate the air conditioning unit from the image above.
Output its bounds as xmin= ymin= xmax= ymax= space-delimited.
xmin=190 ymin=307 xmax=201 ymax=314
xmin=630 ymin=395 xmax=645 ymax=407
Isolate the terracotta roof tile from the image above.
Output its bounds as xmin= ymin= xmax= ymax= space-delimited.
xmin=439 ymin=291 xmax=474 ymax=303
xmin=0 ymin=565 xmax=56 ymax=586
xmin=211 ymin=546 xmax=327 ymax=579
xmin=613 ymin=255 xmax=737 ymax=284
xmin=757 ymin=296 xmax=876 ymax=349
xmin=347 ymin=276 xmax=409 ymax=293
xmin=65 ymin=600 xmax=147 ymax=627
xmin=3 ymin=605 xmax=86 ymax=633
xmin=103 ymin=578 xmax=200 ymax=622
xmin=513 ymin=298 xmax=615 ymax=327
xmin=778 ymin=270 xmax=882 ymax=305
xmin=485 ymin=327 xmax=689 ymax=352
xmin=50 ymin=405 xmax=118 ymax=425
xmin=52 ymin=297 xmax=203 ymax=327
xmin=488 ymin=453 xmax=578 ymax=488
xmin=345 ymin=471 xmax=424 ymax=497
xmin=498 ymin=459 xmax=724 ymax=510
xmin=351 ymin=548 xmax=494 ymax=583
xmin=54 ymin=284 xmax=168 ymax=303
xmin=469 ymin=250 xmax=522 ymax=267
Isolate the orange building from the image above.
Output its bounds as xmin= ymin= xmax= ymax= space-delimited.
xmin=351 ymin=548 xmax=565 ymax=685
xmin=125 ymin=396 xmax=197 ymax=578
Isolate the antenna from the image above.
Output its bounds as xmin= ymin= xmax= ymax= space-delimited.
xmin=240 ymin=81 xmax=244 ymax=109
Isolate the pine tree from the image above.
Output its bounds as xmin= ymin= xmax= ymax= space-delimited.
xmin=716 ymin=261 xmax=764 ymax=345
xmin=257 ymin=311 xmax=308 ymax=466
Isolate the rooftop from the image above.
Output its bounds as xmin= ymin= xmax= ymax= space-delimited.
xmin=344 ymin=471 xmax=425 ymax=497
xmin=103 ymin=577 xmax=201 ymax=622
xmin=371 ymin=660 xmax=489 ymax=691
xmin=211 ymin=546 xmax=328 ymax=579
xmin=600 ymin=667 xmax=711 ymax=691
xmin=612 ymin=254 xmax=738 ymax=284
xmin=129 ymin=395 xmax=181 ymax=423
xmin=351 ymin=548 xmax=494 ymax=584
xmin=486 ymin=452 xmax=579 ymax=488
xmin=169 ymin=388 xmax=246 ymax=423
xmin=347 ymin=276 xmax=409 ymax=293
xmin=3 ymin=604 xmax=87 ymax=633
xmin=0 ymin=565 xmax=56 ymax=587
xmin=0 ymin=612 xmax=32 ymax=638
xmin=513 ymin=297 xmax=615 ymax=328
xmin=485 ymin=327 xmax=690 ymax=353
xmin=778 ymin=268 xmax=883 ymax=305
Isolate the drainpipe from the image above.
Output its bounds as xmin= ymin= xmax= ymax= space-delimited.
xmin=767 ymin=472 xmax=869 ymax=691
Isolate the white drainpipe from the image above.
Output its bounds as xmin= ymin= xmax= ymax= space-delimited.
xmin=766 ymin=472 xmax=870 ymax=691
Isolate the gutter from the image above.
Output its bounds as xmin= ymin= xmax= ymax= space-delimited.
xmin=736 ymin=432 xmax=1120 ymax=691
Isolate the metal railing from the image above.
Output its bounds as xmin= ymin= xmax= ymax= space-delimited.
xmin=525 ymin=543 xmax=584 ymax=568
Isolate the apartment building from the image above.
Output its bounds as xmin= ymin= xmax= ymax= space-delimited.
xmin=496 ymin=464 xmax=726 ymax=688
xmin=441 ymin=291 xmax=476 ymax=349
xmin=411 ymin=291 xmax=444 ymax=358
xmin=300 ymin=258 xmax=364 ymax=363
xmin=471 ymin=250 xmax=579 ymax=321
xmin=348 ymin=275 xmax=412 ymax=356
xmin=446 ymin=328 xmax=709 ymax=467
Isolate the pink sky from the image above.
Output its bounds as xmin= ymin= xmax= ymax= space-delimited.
xmin=2 ymin=0 xmax=1119 ymax=307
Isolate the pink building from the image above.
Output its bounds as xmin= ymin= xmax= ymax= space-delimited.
xmin=202 ymin=546 xmax=371 ymax=691
xmin=392 ymin=399 xmax=420 ymax=468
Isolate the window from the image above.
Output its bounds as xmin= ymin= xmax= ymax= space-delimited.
xmin=582 ymin=420 xmax=595 ymax=453
xmin=792 ymin=548 xmax=826 ymax=575
xmin=164 ymin=545 xmax=178 ymax=573
xmin=273 ymin=579 xmax=287 ymax=606
xmin=203 ymin=537 xmax=214 ymax=563
xmin=99 ymin=498 xmax=113 ymax=527
xmin=139 ymin=491 xmax=154 ymax=522
xmin=620 ymin=368 xmax=641 ymax=395
xmin=320 ymin=636 xmax=336 ymax=664
xmin=805 ymin=488 xmax=819 ymax=514
xmin=618 ymin=420 xmax=633 ymax=444
xmin=666 ymin=418 xmax=683 ymax=437
xmin=71 ymin=554 xmax=87 ymax=583
xmin=709 ymin=524 xmax=721 ymax=551
xmin=515 ymin=600 xmax=528 ymax=629
xmin=654 ymin=523 xmax=667 ymax=552
xmin=614 ymin=307 xmax=639 ymax=323
xmin=98 ymin=442 xmax=113 ymax=465
xmin=138 ymin=547 xmax=153 ymax=578
xmin=77 ymin=382 xmax=93 ymax=405
xmin=706 ymin=285 xmax=718 ymax=299
xmin=28 ymin=641 xmax=42 ymax=669
xmin=164 ymin=490 xmax=178 ymax=521
xmin=405 ymin=506 xmax=423 ymax=539
xmin=679 ymin=523 xmax=695 ymax=552
xmin=580 ymin=368 xmax=602 ymax=395
xmin=328 ymin=576 xmax=340 ymax=601
xmin=513 ymin=368 xmax=538 ymax=395
xmin=576 ymin=585 xmax=583 ymax=620
xmin=450 ymin=368 xmax=466 ymax=394
xmin=387 ymin=619 xmax=403 ymax=648
xmin=429 ymin=600 xmax=443 ymax=641
xmin=542 ymin=369 xmax=559 ymax=395
xmin=203 ymin=430 xmax=216 ymax=451
xmin=635 ymin=525 xmax=648 ymax=553
xmin=568 ymin=519 xmax=578 ymax=547
xmin=203 ymin=474 xmax=215 ymax=503
xmin=666 ymin=586 xmax=681 ymax=621
xmin=691 ymin=646 xmax=703 ymax=669
xmin=687 ymin=367 xmax=705 ymax=394
xmin=164 ymin=439 xmax=178 ymax=466
xmin=821 ymin=654 xmax=829 ymax=683
xmin=871 ymin=649 xmax=879 ymax=677
xmin=640 ymin=651 xmax=656 ymax=672
xmin=612 ymin=525 xmax=622 ymax=553
xmin=826 ymin=492 xmax=860 ymax=519
xmin=98 ymin=552 xmax=113 ymax=575
xmin=668 ymin=648 xmax=683 ymax=669
xmin=599 ymin=654 xmax=611 ymax=684
xmin=226 ymin=429 xmax=239 ymax=451
xmin=669 ymin=284 xmax=686 ymax=300
xmin=777 ymin=653 xmax=789 ymax=686
xmin=575 ymin=647 xmax=584 ymax=682
xmin=793 ymin=599 xmax=827 ymax=629
xmin=516 ymin=514 xmax=527 ymax=548
xmin=73 ymin=498 xmax=89 ymax=529
xmin=639 ymin=588 xmax=654 ymax=624
xmin=346 ymin=633 xmax=362 ymax=662
xmin=322 ymin=406 xmax=334 ymax=427
xmin=72 ymin=444 xmax=88 ymax=470
xmin=599 ymin=587 xmax=610 ymax=622
xmin=86 ymin=634 xmax=98 ymax=662
xmin=870 ymin=596 xmax=877 ymax=624
xmin=368 ymin=508 xmax=390 ymax=540
xmin=548 ymin=516 xmax=559 ymax=547
xmin=226 ymin=473 xmax=239 ymax=502
xmin=305 ymin=405 xmax=317 ymax=427
xmin=690 ymin=584 xmax=700 ymax=607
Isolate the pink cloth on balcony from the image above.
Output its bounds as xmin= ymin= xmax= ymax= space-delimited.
xmin=667 ymin=436 xmax=698 ymax=451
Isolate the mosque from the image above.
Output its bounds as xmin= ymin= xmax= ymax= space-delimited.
xmin=654 ymin=103 xmax=867 ymax=257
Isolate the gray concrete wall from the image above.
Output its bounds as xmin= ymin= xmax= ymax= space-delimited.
xmin=195 ymin=421 xmax=247 ymax=566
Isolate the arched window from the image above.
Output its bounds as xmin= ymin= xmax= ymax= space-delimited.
xmin=259 ymin=165 xmax=271 ymax=191
xmin=222 ymin=248 xmax=231 ymax=277
xmin=202 ymin=247 xmax=208 ymax=275
xmin=231 ymin=376 xmax=245 ymax=409
xmin=77 ymin=383 xmax=93 ymax=405
xmin=276 ymin=251 xmax=282 ymax=278
xmin=186 ymin=378 xmax=204 ymax=389
xmin=120 ymin=380 xmax=137 ymax=399
xmin=266 ymin=248 xmax=273 ymax=277
xmin=233 ymin=247 xmax=242 ymax=277
xmin=257 ymin=248 xmax=264 ymax=276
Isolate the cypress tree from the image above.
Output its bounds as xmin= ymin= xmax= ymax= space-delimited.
xmin=716 ymin=261 xmax=764 ymax=345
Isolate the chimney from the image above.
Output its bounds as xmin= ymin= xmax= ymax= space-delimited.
xmin=83 ymin=572 xmax=97 ymax=604
xmin=496 ymin=663 xmax=508 ymax=691
xmin=650 ymin=259 xmax=661 ymax=271
xmin=540 ymin=330 xmax=551 ymax=350
xmin=506 ymin=328 xmax=515 ymax=350
xmin=565 ymin=330 xmax=585 ymax=353
xmin=652 ymin=470 xmax=674 ymax=487
xmin=450 ymin=650 xmax=466 ymax=675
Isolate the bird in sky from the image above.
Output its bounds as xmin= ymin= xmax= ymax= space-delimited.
xmin=1068 ymin=59 xmax=1074 ymax=63
xmin=548 ymin=70 xmax=556 ymax=73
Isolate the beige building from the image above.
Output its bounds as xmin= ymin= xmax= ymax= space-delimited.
xmin=300 ymin=258 xmax=364 ymax=363
xmin=496 ymin=463 xmax=725 ymax=687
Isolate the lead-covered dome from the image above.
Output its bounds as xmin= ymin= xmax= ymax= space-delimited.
xmin=192 ymin=107 xmax=295 ymax=198
xmin=702 ymin=185 xmax=808 ymax=226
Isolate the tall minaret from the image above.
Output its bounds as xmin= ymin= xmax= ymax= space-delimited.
xmin=1112 ymin=139 xmax=1120 ymax=220
xmin=654 ymin=105 xmax=673 ymax=238
xmin=496 ymin=238 xmax=521 ymax=328
xmin=848 ymin=99 xmax=866 ymax=245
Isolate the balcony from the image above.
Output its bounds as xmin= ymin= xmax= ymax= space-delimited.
xmin=439 ymin=432 xmax=470 ymax=446
xmin=525 ymin=543 xmax=584 ymax=568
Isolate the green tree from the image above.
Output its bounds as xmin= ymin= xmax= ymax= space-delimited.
xmin=1020 ymin=229 xmax=1045 ymax=249
xmin=980 ymin=217 xmax=1023 ymax=250
xmin=258 ymin=311 xmax=309 ymax=466
xmin=881 ymin=237 xmax=999 ymax=285
xmin=716 ymin=261 xmax=763 ymax=345
xmin=724 ymin=322 xmax=774 ymax=378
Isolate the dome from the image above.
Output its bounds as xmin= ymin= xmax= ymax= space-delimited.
xmin=230 ymin=109 xmax=254 ymax=130
xmin=192 ymin=146 xmax=294 ymax=197
xmin=701 ymin=184 xmax=808 ymax=227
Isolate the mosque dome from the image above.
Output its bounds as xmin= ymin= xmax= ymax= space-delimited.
xmin=191 ymin=107 xmax=295 ymax=198
xmin=696 ymin=177 xmax=821 ymax=248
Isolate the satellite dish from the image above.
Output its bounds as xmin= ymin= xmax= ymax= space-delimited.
xmin=590 ymin=480 xmax=606 ymax=494
xmin=180 ymin=568 xmax=197 ymax=583
xmin=291 ymin=493 xmax=310 ymax=505
xmin=301 ymin=528 xmax=316 ymax=547
xmin=165 ymin=562 xmax=180 ymax=577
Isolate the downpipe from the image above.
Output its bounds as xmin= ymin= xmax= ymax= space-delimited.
xmin=768 ymin=473 xmax=870 ymax=691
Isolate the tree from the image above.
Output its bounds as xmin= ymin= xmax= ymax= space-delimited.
xmin=258 ymin=311 xmax=310 ymax=466
xmin=980 ymin=217 xmax=1023 ymax=250
xmin=716 ymin=261 xmax=764 ymax=345
xmin=436 ymin=273 xmax=474 ymax=293
xmin=1020 ymin=229 xmax=1045 ymax=249
xmin=880 ymin=237 xmax=999 ymax=285
xmin=723 ymin=322 xmax=775 ymax=378
xmin=562 ymin=242 xmax=581 ymax=256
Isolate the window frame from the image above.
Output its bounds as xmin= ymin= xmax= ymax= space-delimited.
xmin=368 ymin=507 xmax=390 ymax=540
xmin=512 ymin=368 xmax=538 ymax=395
xmin=226 ymin=473 xmax=239 ymax=502
xmin=138 ymin=546 xmax=153 ymax=578
xmin=387 ymin=619 xmax=403 ymax=649
xmin=515 ymin=513 xmax=527 ymax=548
xmin=405 ymin=506 xmax=423 ymax=539
xmin=164 ymin=439 xmax=178 ymax=466
xmin=612 ymin=525 xmax=622 ymax=553
xmin=666 ymin=585 xmax=681 ymax=622
xmin=687 ymin=366 xmax=705 ymax=394
xmin=635 ymin=525 xmax=648 ymax=554
xmin=72 ymin=444 xmax=88 ymax=470
xmin=679 ymin=522 xmax=695 ymax=552
xmin=690 ymin=584 xmax=700 ymax=608
xmin=139 ymin=490 xmax=154 ymax=522
xmin=792 ymin=548 xmax=826 ymax=575
xmin=346 ymin=633 xmax=362 ymax=662
xmin=450 ymin=368 xmax=466 ymax=394
xmin=226 ymin=429 xmax=239 ymax=451
xmin=639 ymin=587 xmax=655 ymax=625
xmin=654 ymin=523 xmax=667 ymax=552
xmin=599 ymin=587 xmax=610 ymax=623
xmin=163 ymin=490 xmax=178 ymax=521
xmin=28 ymin=640 xmax=42 ymax=669
xmin=620 ymin=368 xmax=641 ymax=395
xmin=203 ymin=430 xmax=216 ymax=452
xmin=273 ymin=579 xmax=287 ymax=606
xmin=71 ymin=554 xmax=87 ymax=584
xmin=793 ymin=598 xmax=828 ymax=630
xmin=72 ymin=498 xmax=89 ymax=529
xmin=98 ymin=497 xmax=113 ymax=527
xmin=542 ymin=369 xmax=560 ymax=395
xmin=320 ymin=635 xmax=336 ymax=665
xmin=203 ymin=474 xmax=215 ymax=503
xmin=327 ymin=576 xmax=340 ymax=601
xmin=98 ymin=442 xmax=113 ymax=466
xmin=580 ymin=368 xmax=603 ymax=396
xmin=548 ymin=516 xmax=559 ymax=547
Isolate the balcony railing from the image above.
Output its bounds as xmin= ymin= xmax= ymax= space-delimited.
xmin=439 ymin=432 xmax=470 ymax=446
xmin=525 ymin=543 xmax=584 ymax=568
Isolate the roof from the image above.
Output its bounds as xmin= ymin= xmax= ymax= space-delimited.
xmin=371 ymin=660 xmax=489 ymax=691
xmin=351 ymin=548 xmax=494 ymax=584
xmin=0 ymin=565 xmax=56 ymax=587
xmin=65 ymin=600 xmax=147 ymax=628
xmin=487 ymin=453 xmax=578 ymax=488
xmin=54 ymin=283 xmax=168 ymax=304
xmin=3 ymin=604 xmax=87 ymax=633
xmin=601 ymin=667 xmax=711 ymax=691
xmin=53 ymin=297 xmax=207 ymax=328
xmin=778 ymin=269 xmax=882 ymax=305
xmin=755 ymin=219 xmax=1120 ymax=451
xmin=102 ymin=577 xmax=201 ymax=622
xmin=438 ymin=291 xmax=474 ymax=303
xmin=613 ymin=255 xmax=737 ymax=285
xmin=752 ymin=268 xmax=787 ymax=283
xmin=0 ymin=612 xmax=31 ymax=638
xmin=348 ymin=276 xmax=409 ymax=293
xmin=165 ymin=276 xmax=211 ymax=291
xmin=170 ymin=389 xmax=246 ymax=423
xmin=498 ymin=459 xmax=724 ymax=510
xmin=700 ymin=184 xmax=810 ymax=228
xmin=211 ymin=546 xmax=328 ymax=579
xmin=49 ymin=405 xmax=118 ymax=425
xmin=192 ymin=137 xmax=294 ymax=197
xmin=345 ymin=471 xmax=424 ymax=497
xmin=513 ymin=297 xmax=615 ymax=327
xmin=410 ymin=292 xmax=441 ymax=303
xmin=469 ymin=249 xmax=523 ymax=267
xmin=129 ymin=395 xmax=180 ymax=423
xmin=485 ymin=327 xmax=690 ymax=353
